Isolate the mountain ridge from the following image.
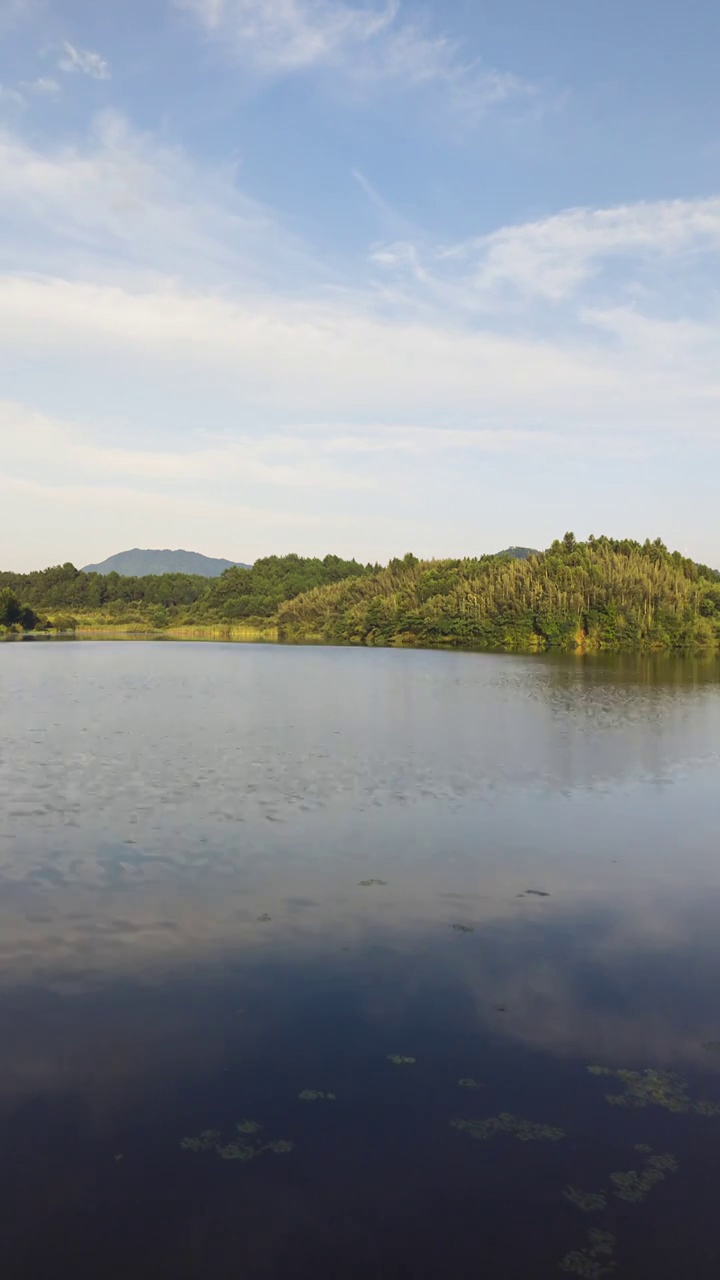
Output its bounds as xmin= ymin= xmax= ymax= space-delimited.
xmin=81 ymin=548 xmax=251 ymax=578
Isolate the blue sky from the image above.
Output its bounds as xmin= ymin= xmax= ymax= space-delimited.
xmin=1 ymin=0 xmax=719 ymax=570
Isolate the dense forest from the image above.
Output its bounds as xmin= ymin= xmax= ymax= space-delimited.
xmin=277 ymin=536 xmax=720 ymax=653
xmin=0 ymin=555 xmax=373 ymax=632
xmin=2 ymin=538 xmax=719 ymax=653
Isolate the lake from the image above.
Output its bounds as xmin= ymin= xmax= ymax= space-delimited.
xmin=2 ymin=640 xmax=720 ymax=1278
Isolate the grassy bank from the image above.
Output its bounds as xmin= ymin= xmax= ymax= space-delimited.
xmin=66 ymin=619 xmax=278 ymax=642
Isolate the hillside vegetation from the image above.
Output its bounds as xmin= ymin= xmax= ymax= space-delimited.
xmin=3 ymin=537 xmax=719 ymax=653
xmin=277 ymin=536 xmax=720 ymax=653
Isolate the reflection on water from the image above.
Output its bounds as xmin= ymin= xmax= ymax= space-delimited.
xmin=1 ymin=642 xmax=720 ymax=1277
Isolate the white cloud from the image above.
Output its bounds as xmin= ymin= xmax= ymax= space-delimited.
xmin=177 ymin=0 xmax=533 ymax=114
xmin=58 ymin=40 xmax=111 ymax=80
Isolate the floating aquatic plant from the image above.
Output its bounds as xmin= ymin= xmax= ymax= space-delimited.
xmin=298 ymin=1090 xmax=336 ymax=1102
xmin=451 ymin=924 xmax=474 ymax=934
xmin=693 ymin=1099 xmax=720 ymax=1116
xmin=217 ymin=1140 xmax=260 ymax=1162
xmin=458 ymin=1078 xmax=484 ymax=1090
xmin=180 ymin=1129 xmax=221 ymax=1153
xmin=560 ymin=1229 xmax=616 ymax=1278
xmin=587 ymin=1066 xmax=720 ymax=1115
xmin=588 ymin=1230 xmax=615 ymax=1255
xmin=256 ymin=913 xmax=272 ymax=923
xmin=610 ymin=1145 xmax=679 ymax=1203
xmin=181 ymin=1120 xmax=294 ymax=1163
xmin=609 ymin=1170 xmax=655 ymax=1203
xmin=358 ymin=880 xmax=387 ymax=887
xmin=525 ymin=890 xmax=550 ymax=897
xmin=387 ymin=1055 xmax=416 ymax=1066
xmin=451 ymin=1112 xmax=564 ymax=1143
xmin=646 ymin=1152 xmax=678 ymax=1173
xmin=564 ymin=1186 xmax=607 ymax=1213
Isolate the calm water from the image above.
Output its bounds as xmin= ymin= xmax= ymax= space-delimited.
xmin=2 ymin=641 xmax=720 ymax=1278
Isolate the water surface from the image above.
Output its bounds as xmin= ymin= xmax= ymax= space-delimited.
xmin=2 ymin=642 xmax=720 ymax=1277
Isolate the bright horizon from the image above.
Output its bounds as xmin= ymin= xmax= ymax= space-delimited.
xmin=1 ymin=0 xmax=719 ymax=572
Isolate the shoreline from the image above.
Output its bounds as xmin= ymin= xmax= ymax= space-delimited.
xmin=5 ymin=624 xmax=720 ymax=661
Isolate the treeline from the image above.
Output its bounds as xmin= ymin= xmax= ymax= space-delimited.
xmin=277 ymin=536 xmax=720 ymax=653
xmin=0 ymin=554 xmax=373 ymax=629
xmin=3 ymin=538 xmax=720 ymax=653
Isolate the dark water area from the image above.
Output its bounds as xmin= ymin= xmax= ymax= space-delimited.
xmin=2 ymin=642 xmax=720 ymax=1278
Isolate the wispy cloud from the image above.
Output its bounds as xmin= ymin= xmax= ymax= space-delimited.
xmin=180 ymin=0 xmax=398 ymax=71
xmin=177 ymin=0 xmax=534 ymax=115
xmin=0 ymin=0 xmax=36 ymax=32
xmin=1 ymin=115 xmax=720 ymax=442
xmin=0 ymin=110 xmax=318 ymax=288
xmin=58 ymin=40 xmax=111 ymax=80
xmin=21 ymin=77 xmax=61 ymax=95
xmin=0 ymin=114 xmax=719 ymax=567
xmin=370 ymin=197 xmax=720 ymax=315
xmin=0 ymin=82 xmax=25 ymax=107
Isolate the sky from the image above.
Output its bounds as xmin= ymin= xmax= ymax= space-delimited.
xmin=1 ymin=0 xmax=719 ymax=571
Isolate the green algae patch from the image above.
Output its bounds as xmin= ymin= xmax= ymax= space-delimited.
xmin=560 ymin=1228 xmax=616 ymax=1277
xmin=387 ymin=1055 xmax=416 ymax=1066
xmin=458 ymin=1078 xmax=484 ymax=1090
xmin=181 ymin=1120 xmax=294 ymax=1163
xmin=564 ymin=1187 xmax=607 ymax=1213
xmin=451 ymin=1112 xmax=564 ymax=1143
xmin=298 ymin=1090 xmax=336 ymax=1102
xmin=587 ymin=1066 xmax=720 ymax=1114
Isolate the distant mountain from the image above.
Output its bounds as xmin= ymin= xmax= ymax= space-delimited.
xmin=82 ymin=549 xmax=251 ymax=578
xmin=495 ymin=546 xmax=540 ymax=560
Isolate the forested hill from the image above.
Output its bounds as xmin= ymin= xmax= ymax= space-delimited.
xmin=82 ymin=549 xmax=249 ymax=576
xmin=495 ymin=546 xmax=540 ymax=560
xmin=277 ymin=536 xmax=720 ymax=653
